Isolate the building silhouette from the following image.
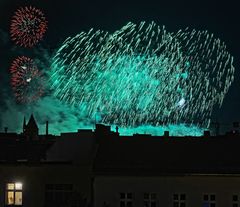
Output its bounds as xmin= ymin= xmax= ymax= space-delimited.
xmin=0 ymin=116 xmax=240 ymax=207
xmin=23 ymin=114 xmax=39 ymax=140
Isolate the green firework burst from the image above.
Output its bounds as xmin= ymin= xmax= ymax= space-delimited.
xmin=50 ymin=22 xmax=235 ymax=128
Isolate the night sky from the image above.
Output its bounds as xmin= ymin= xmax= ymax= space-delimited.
xmin=0 ymin=0 xmax=239 ymax=134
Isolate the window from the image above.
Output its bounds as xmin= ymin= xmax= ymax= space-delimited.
xmin=232 ymin=194 xmax=240 ymax=207
xmin=5 ymin=182 xmax=23 ymax=206
xmin=45 ymin=184 xmax=73 ymax=207
xmin=119 ymin=193 xmax=133 ymax=207
xmin=173 ymin=193 xmax=186 ymax=207
xmin=203 ymin=194 xmax=216 ymax=207
xmin=144 ymin=193 xmax=157 ymax=207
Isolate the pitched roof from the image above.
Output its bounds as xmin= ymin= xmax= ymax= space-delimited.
xmin=27 ymin=114 xmax=38 ymax=129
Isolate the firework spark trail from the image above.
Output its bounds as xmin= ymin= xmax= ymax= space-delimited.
xmin=50 ymin=21 xmax=235 ymax=128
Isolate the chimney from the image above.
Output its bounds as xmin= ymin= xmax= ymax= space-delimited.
xmin=23 ymin=116 xmax=26 ymax=134
xmin=204 ymin=130 xmax=210 ymax=137
xmin=4 ymin=127 xmax=8 ymax=133
xmin=46 ymin=121 xmax=49 ymax=135
xmin=164 ymin=131 xmax=169 ymax=137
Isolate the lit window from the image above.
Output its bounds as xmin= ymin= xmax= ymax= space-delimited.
xmin=7 ymin=183 xmax=15 ymax=190
xmin=15 ymin=183 xmax=22 ymax=190
xmin=15 ymin=192 xmax=22 ymax=205
xmin=144 ymin=193 xmax=157 ymax=207
xmin=7 ymin=191 xmax=14 ymax=205
xmin=5 ymin=182 xmax=23 ymax=206
xmin=203 ymin=194 xmax=216 ymax=207
xmin=173 ymin=193 xmax=186 ymax=207
xmin=119 ymin=193 xmax=133 ymax=207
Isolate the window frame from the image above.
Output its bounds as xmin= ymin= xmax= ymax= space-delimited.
xmin=143 ymin=192 xmax=157 ymax=207
xmin=202 ymin=193 xmax=216 ymax=207
xmin=173 ymin=193 xmax=186 ymax=207
xmin=232 ymin=194 xmax=240 ymax=207
xmin=45 ymin=183 xmax=73 ymax=206
xmin=5 ymin=182 xmax=23 ymax=206
xmin=119 ymin=192 xmax=133 ymax=207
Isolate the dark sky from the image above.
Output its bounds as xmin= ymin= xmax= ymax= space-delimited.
xmin=1 ymin=0 xmax=239 ymax=46
xmin=0 ymin=0 xmax=240 ymax=132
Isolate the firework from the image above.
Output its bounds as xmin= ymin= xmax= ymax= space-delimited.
xmin=10 ymin=56 xmax=44 ymax=103
xmin=10 ymin=6 xmax=47 ymax=47
xmin=50 ymin=22 xmax=235 ymax=127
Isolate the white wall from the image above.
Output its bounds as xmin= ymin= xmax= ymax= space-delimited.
xmin=94 ymin=174 xmax=240 ymax=207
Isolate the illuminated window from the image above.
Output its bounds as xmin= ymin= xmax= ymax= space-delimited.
xmin=144 ymin=193 xmax=157 ymax=207
xmin=173 ymin=193 xmax=186 ymax=207
xmin=5 ymin=182 xmax=23 ymax=206
xmin=119 ymin=193 xmax=133 ymax=207
xmin=203 ymin=194 xmax=216 ymax=207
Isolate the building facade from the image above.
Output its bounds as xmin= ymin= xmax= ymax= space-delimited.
xmin=1 ymin=117 xmax=240 ymax=207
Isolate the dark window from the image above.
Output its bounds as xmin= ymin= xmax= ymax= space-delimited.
xmin=144 ymin=193 xmax=157 ymax=207
xmin=127 ymin=201 xmax=132 ymax=207
xmin=210 ymin=203 xmax=215 ymax=207
xmin=120 ymin=193 xmax=126 ymax=199
xmin=174 ymin=194 xmax=179 ymax=200
xmin=120 ymin=201 xmax=125 ymax=207
xmin=151 ymin=201 xmax=156 ymax=207
xmin=120 ymin=193 xmax=133 ymax=207
xmin=173 ymin=193 xmax=186 ymax=207
xmin=210 ymin=195 xmax=215 ymax=201
xmin=233 ymin=194 xmax=240 ymax=207
xmin=180 ymin=202 xmax=186 ymax=207
xmin=173 ymin=202 xmax=179 ymax=207
xmin=180 ymin=194 xmax=186 ymax=200
xmin=233 ymin=195 xmax=238 ymax=202
xmin=144 ymin=193 xmax=149 ymax=199
xmin=144 ymin=201 xmax=149 ymax=207
xmin=203 ymin=194 xmax=216 ymax=207
xmin=45 ymin=184 xmax=73 ymax=207
xmin=151 ymin=194 xmax=156 ymax=199
xmin=127 ymin=193 xmax=132 ymax=199
xmin=203 ymin=195 xmax=209 ymax=201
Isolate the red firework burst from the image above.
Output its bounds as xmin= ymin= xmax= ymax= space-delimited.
xmin=10 ymin=56 xmax=45 ymax=103
xmin=10 ymin=6 xmax=48 ymax=47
